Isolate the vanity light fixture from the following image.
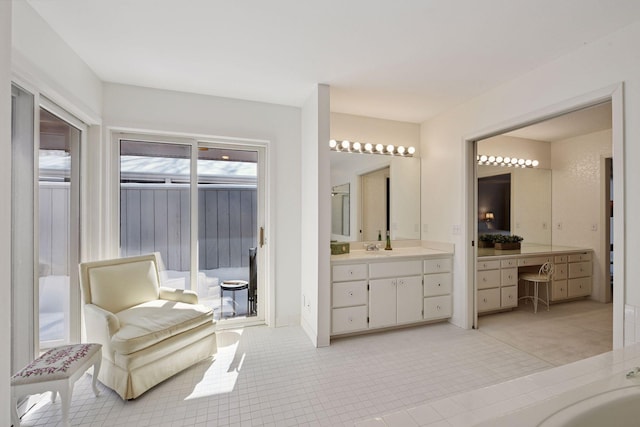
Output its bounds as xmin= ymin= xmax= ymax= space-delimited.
xmin=329 ymin=140 xmax=416 ymax=157
xmin=477 ymin=154 xmax=539 ymax=168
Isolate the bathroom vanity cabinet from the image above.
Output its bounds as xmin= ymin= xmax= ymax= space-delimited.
xmin=477 ymin=248 xmax=593 ymax=314
xmin=330 ymin=249 xmax=453 ymax=337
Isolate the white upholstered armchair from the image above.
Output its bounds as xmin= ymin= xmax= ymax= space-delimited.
xmin=79 ymin=253 xmax=217 ymax=399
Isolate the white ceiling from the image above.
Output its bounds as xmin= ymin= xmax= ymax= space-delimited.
xmin=26 ymin=0 xmax=640 ymax=123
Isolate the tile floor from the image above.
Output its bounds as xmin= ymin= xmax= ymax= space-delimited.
xmin=17 ymin=301 xmax=611 ymax=427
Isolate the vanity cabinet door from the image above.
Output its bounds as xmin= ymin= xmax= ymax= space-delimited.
xmin=477 ymin=288 xmax=500 ymax=312
xmin=568 ymin=277 xmax=591 ymax=298
xmin=501 ymin=286 xmax=517 ymax=308
xmin=396 ymin=276 xmax=423 ymax=324
xmin=369 ymin=278 xmax=397 ymax=328
xmin=424 ymin=295 xmax=452 ymax=320
xmin=477 ymin=269 xmax=500 ymax=290
xmin=332 ymin=281 xmax=367 ymax=308
xmin=424 ymin=258 xmax=452 ymax=274
xmin=424 ymin=273 xmax=452 ymax=296
xmin=551 ymin=280 xmax=568 ymax=301
xmin=332 ymin=306 xmax=368 ymax=334
xmin=332 ymin=264 xmax=367 ymax=282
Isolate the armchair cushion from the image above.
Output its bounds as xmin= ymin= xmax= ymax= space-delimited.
xmin=112 ymin=299 xmax=213 ymax=355
xmin=159 ymin=286 xmax=198 ymax=305
xmin=88 ymin=260 xmax=160 ymax=313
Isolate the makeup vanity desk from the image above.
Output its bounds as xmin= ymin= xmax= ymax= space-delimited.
xmin=477 ymin=244 xmax=593 ymax=314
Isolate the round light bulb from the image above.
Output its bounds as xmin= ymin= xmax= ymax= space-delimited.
xmin=353 ymin=142 xmax=361 ymax=151
xmin=398 ymin=146 xmax=406 ymax=154
xmin=525 ymin=159 xmax=532 ymax=166
xmin=480 ymin=155 xmax=488 ymax=162
xmin=518 ymin=158 xmax=525 ymax=165
xmin=511 ymin=158 xmax=518 ymax=164
xmin=488 ymin=155 xmax=495 ymax=162
xmin=364 ymin=143 xmax=373 ymax=152
xmin=329 ymin=139 xmax=337 ymax=148
xmin=341 ymin=140 xmax=350 ymax=150
xmin=504 ymin=157 xmax=511 ymax=164
xmin=407 ymin=146 xmax=416 ymax=155
xmin=375 ymin=144 xmax=384 ymax=152
xmin=496 ymin=156 xmax=503 ymax=163
xmin=532 ymin=160 xmax=539 ymax=167
xmin=386 ymin=144 xmax=395 ymax=153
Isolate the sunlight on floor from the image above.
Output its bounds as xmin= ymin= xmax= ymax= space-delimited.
xmin=185 ymin=328 xmax=245 ymax=400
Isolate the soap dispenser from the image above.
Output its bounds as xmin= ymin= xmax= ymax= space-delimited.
xmin=385 ymin=230 xmax=392 ymax=250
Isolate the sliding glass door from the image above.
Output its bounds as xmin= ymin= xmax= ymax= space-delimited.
xmin=119 ymin=137 xmax=264 ymax=322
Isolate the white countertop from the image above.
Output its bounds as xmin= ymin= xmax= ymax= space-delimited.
xmin=477 ymin=243 xmax=592 ymax=259
xmin=331 ymin=246 xmax=452 ymax=263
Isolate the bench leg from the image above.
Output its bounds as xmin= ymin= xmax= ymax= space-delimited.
xmin=58 ymin=382 xmax=73 ymax=427
xmin=91 ymin=356 xmax=101 ymax=397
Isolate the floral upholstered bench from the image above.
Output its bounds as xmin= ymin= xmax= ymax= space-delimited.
xmin=11 ymin=343 xmax=102 ymax=427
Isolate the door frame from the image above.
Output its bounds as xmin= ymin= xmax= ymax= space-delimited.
xmin=111 ymin=130 xmax=272 ymax=327
xmin=463 ymin=83 xmax=625 ymax=348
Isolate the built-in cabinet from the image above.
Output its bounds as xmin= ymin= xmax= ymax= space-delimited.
xmin=477 ymin=249 xmax=593 ymax=314
xmin=331 ymin=255 xmax=452 ymax=336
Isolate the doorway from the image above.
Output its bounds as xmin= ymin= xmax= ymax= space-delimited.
xmin=118 ymin=136 xmax=267 ymax=324
xmin=466 ymin=86 xmax=624 ymax=353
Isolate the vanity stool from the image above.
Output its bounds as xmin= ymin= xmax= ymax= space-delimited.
xmin=11 ymin=343 xmax=102 ymax=427
xmin=519 ymin=262 xmax=554 ymax=313
xmin=220 ymin=279 xmax=249 ymax=317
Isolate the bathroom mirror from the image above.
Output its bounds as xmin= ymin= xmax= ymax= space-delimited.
xmin=477 ymin=165 xmax=552 ymax=247
xmin=331 ymin=183 xmax=350 ymax=236
xmin=330 ymin=151 xmax=420 ymax=241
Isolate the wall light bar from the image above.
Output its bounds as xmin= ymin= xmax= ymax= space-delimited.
xmin=329 ymin=140 xmax=415 ymax=157
xmin=477 ymin=154 xmax=538 ymax=168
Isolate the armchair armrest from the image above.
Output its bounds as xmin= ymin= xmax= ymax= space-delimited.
xmin=159 ymin=286 xmax=199 ymax=304
xmin=84 ymin=303 xmax=120 ymax=361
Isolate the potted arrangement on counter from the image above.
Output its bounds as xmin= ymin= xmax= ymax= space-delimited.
xmin=478 ymin=234 xmax=496 ymax=248
xmin=493 ymin=234 xmax=524 ymax=250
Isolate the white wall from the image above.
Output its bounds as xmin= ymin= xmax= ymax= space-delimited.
xmin=300 ymin=84 xmax=331 ymax=347
xmin=1 ymin=1 xmax=12 ymax=422
xmin=552 ymin=129 xmax=612 ymax=302
xmin=11 ymin=1 xmax=102 ymax=122
xmin=421 ymin=20 xmax=640 ymax=337
xmin=102 ymin=83 xmax=302 ymax=327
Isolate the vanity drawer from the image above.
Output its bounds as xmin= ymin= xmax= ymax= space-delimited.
xmin=478 ymin=259 xmax=500 ymax=270
xmin=477 ymin=269 xmax=500 ymax=289
xmin=551 ymin=280 xmax=568 ymax=301
xmin=554 ymin=263 xmax=568 ymax=280
xmin=568 ymin=252 xmax=592 ymax=263
xmin=501 ymin=268 xmax=518 ymax=286
xmin=501 ymin=285 xmax=517 ymax=308
xmin=424 ymin=273 xmax=452 ymax=297
xmin=568 ymin=261 xmax=592 ymax=279
xmin=332 ymin=264 xmax=367 ymax=282
xmin=332 ymin=306 xmax=368 ymax=335
xmin=501 ymin=259 xmax=517 ymax=268
xmin=424 ymin=295 xmax=452 ymax=320
xmin=568 ymin=277 xmax=591 ymax=298
xmin=369 ymin=260 xmax=422 ymax=278
xmin=332 ymin=281 xmax=367 ymax=308
xmin=554 ymin=255 xmax=568 ymax=264
xmin=478 ymin=288 xmax=501 ymax=312
xmin=424 ymin=257 xmax=452 ymax=274
xmin=518 ymin=256 xmax=552 ymax=267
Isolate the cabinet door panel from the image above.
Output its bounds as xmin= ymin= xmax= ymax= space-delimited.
xmin=424 ymin=295 xmax=452 ymax=320
xmin=332 ymin=264 xmax=367 ymax=282
xmin=501 ymin=268 xmax=518 ymax=286
xmin=501 ymin=285 xmax=517 ymax=308
xmin=369 ymin=278 xmax=397 ymax=328
xmin=332 ymin=281 xmax=368 ymax=308
xmin=568 ymin=277 xmax=591 ymax=298
xmin=551 ymin=280 xmax=568 ymax=301
xmin=397 ymin=276 xmax=423 ymax=324
xmin=477 ymin=269 xmax=500 ymax=289
xmin=332 ymin=306 xmax=368 ymax=334
xmin=477 ymin=288 xmax=501 ymax=312
xmin=424 ymin=258 xmax=452 ymax=274
xmin=568 ymin=261 xmax=592 ymax=279
xmin=424 ymin=273 xmax=452 ymax=296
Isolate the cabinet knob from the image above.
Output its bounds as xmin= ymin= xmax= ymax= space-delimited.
xmin=483 ymin=298 xmax=487 ymax=303
xmin=348 ymin=291 xmax=353 ymax=297
xmin=436 ymin=305 xmax=441 ymax=310
xmin=437 ymin=283 xmax=441 ymax=287
xmin=348 ymin=317 xmax=353 ymax=322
